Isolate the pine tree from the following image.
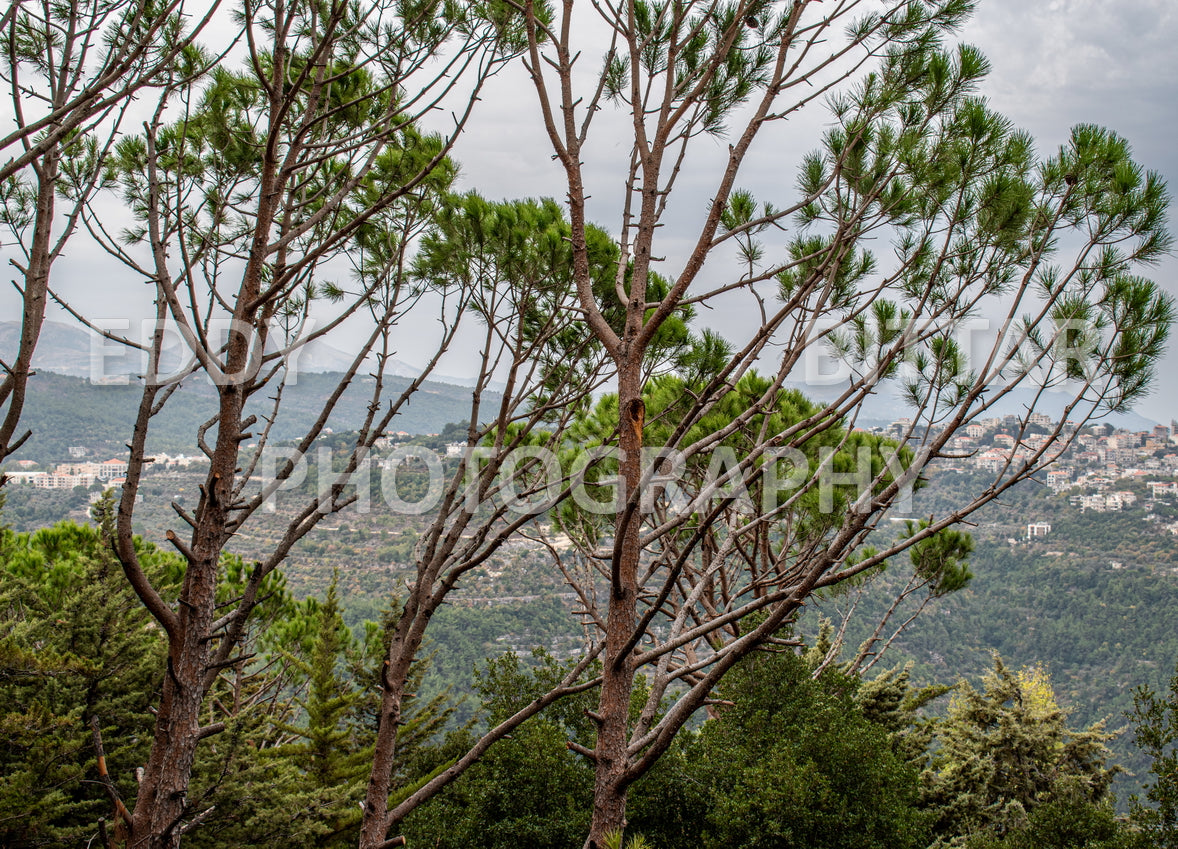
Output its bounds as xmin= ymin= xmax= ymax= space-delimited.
xmin=181 ymin=578 xmax=365 ymax=848
xmin=1128 ymin=661 xmax=1178 ymax=848
xmin=183 ymin=582 xmax=461 ymax=849
xmin=687 ymin=646 xmax=933 ymax=849
xmin=923 ymin=657 xmax=1119 ymax=846
xmin=0 ymin=494 xmax=173 ymax=846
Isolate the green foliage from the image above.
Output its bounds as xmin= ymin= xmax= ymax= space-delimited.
xmin=412 ymin=193 xmax=612 ymax=410
xmin=905 ymin=518 xmax=975 ymax=596
xmin=853 ymin=664 xmax=951 ymax=763
xmin=411 ymin=192 xmax=694 ymax=417
xmin=400 ymin=650 xmax=598 ymax=848
xmin=789 ymin=21 xmax=1173 ymax=417
xmin=405 ymin=718 xmax=593 ymax=848
xmin=273 ymin=582 xmax=370 ymax=840
xmin=1127 ymin=660 xmax=1178 ymax=847
xmin=923 ymin=656 xmax=1119 ymax=846
xmin=186 ymin=588 xmax=459 ymax=849
xmin=684 ymin=647 xmax=933 ymax=849
xmin=603 ymin=829 xmax=655 ymax=849
xmin=0 ymin=499 xmax=175 ymax=846
xmin=0 ymin=497 xmax=463 ymax=848
xmin=960 ymin=785 xmax=1140 ymax=849
xmin=561 ymin=371 xmax=918 ymax=552
xmin=185 ymin=579 xmax=368 ymax=848
xmin=0 ymin=480 xmax=91 ymax=530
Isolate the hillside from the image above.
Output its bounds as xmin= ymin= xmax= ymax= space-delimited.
xmin=3 ymin=370 xmax=499 ymax=464
xmin=3 ymin=368 xmax=1176 ymax=807
xmin=799 ymin=470 xmax=1178 ymax=805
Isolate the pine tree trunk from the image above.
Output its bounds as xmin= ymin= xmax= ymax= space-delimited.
xmin=358 ymin=600 xmax=426 ymax=849
xmin=586 ymin=371 xmax=645 ymax=848
xmin=358 ymin=677 xmax=409 ymax=849
xmin=586 ymin=647 xmax=634 ymax=847
xmin=129 ymin=560 xmax=217 ymax=849
xmin=358 ymin=685 xmax=404 ymax=849
xmin=0 ymin=147 xmax=55 ymax=461
xmin=128 ymin=315 xmax=256 ymax=847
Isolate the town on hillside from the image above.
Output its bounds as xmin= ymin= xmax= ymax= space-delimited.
xmin=855 ymin=416 xmax=1178 ymax=538
xmin=2 ymin=452 xmax=197 ymax=489
xmin=7 ymin=417 xmax=1178 ymax=527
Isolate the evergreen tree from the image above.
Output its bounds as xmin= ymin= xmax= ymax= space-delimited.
xmin=512 ymin=0 xmax=1175 ymax=836
xmin=0 ymin=495 xmax=174 ymax=846
xmin=184 ymin=579 xmax=363 ymax=848
xmin=683 ymin=646 xmax=933 ymax=849
xmin=959 ymin=786 xmax=1138 ymax=849
xmin=399 ymin=649 xmax=600 ymax=849
xmin=924 ymin=657 xmax=1119 ymax=846
xmin=185 ymin=584 xmax=459 ymax=849
xmin=1128 ymin=660 xmax=1178 ymax=848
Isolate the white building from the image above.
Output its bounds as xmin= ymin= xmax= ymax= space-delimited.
xmin=1027 ymin=522 xmax=1052 ymax=539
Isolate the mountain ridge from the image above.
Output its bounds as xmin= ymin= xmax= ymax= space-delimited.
xmin=1 ymin=370 xmax=498 ymax=465
xmin=1 ymin=321 xmax=1161 ymax=466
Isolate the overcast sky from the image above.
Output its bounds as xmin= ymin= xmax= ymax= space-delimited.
xmin=11 ymin=0 xmax=1178 ymax=422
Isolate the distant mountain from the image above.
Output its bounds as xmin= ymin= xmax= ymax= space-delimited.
xmin=0 ymin=320 xmax=95 ymax=377
xmin=2 ymin=370 xmax=498 ymax=465
xmin=0 ymin=320 xmax=507 ymax=390
xmin=2 ymin=322 xmax=1160 ymax=465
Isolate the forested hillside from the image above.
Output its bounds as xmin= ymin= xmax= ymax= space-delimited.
xmin=6 ymin=372 xmax=495 ymax=464
xmin=9 ymin=458 xmax=1173 ymax=809
xmin=4 ymin=506 xmax=1175 ymax=847
xmin=794 ymin=469 xmax=1178 ymax=805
